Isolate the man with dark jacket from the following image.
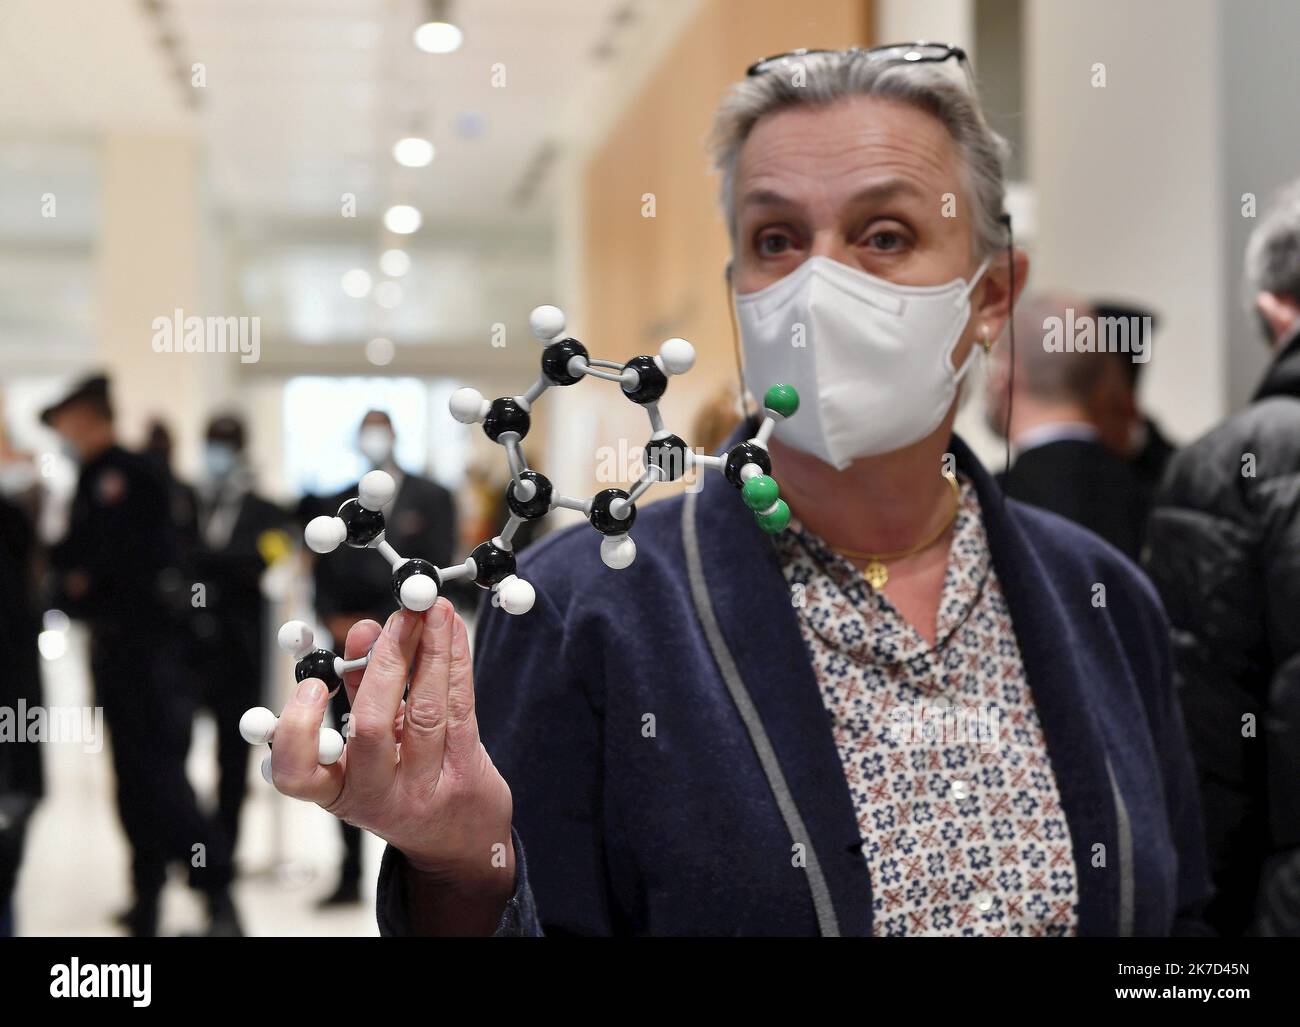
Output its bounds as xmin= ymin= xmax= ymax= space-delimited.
xmin=188 ymin=415 xmax=290 ymax=851
xmin=1144 ymin=182 xmax=1300 ymax=936
xmin=42 ymin=374 xmax=240 ymax=935
xmin=986 ymin=292 xmax=1150 ymax=561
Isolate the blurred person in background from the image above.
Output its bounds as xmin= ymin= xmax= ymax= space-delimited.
xmin=1089 ymin=302 xmax=1177 ymax=495
xmin=187 ymin=414 xmax=290 ymax=854
xmin=266 ymin=47 xmax=1209 ymax=937
xmin=1144 ymin=180 xmax=1300 ymax=936
xmin=308 ymin=409 xmax=457 ymax=906
xmin=41 ymin=374 xmax=240 ymax=936
xmin=142 ymin=418 xmax=200 ymax=554
xmin=984 ymin=292 xmax=1149 ymax=560
xmin=0 ymin=469 xmax=44 ymax=936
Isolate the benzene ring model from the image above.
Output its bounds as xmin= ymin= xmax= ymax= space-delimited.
xmin=246 ymin=304 xmax=799 ymax=775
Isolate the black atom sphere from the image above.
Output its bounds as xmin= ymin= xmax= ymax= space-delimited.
xmin=471 ymin=540 xmax=517 ymax=588
xmin=392 ymin=558 xmax=441 ymax=607
xmin=540 ymin=338 xmax=589 ymax=386
xmin=295 ymin=648 xmax=343 ymax=693
xmin=621 ymin=355 xmax=668 ymax=405
xmin=482 ymin=396 xmax=531 ymax=443
xmin=506 ymin=470 xmax=553 ymax=520
xmin=644 ymin=433 xmax=689 ymax=482
xmin=589 ymin=488 xmax=636 ymax=535
xmin=724 ymin=442 xmax=772 ymax=489
xmin=337 ymin=497 xmax=385 ymax=547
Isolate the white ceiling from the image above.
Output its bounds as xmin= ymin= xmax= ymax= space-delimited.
xmin=0 ymin=0 xmax=651 ymax=227
xmin=0 ymin=0 xmax=687 ymax=360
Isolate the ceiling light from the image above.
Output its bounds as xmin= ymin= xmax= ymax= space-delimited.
xmin=366 ymin=337 xmax=395 ymax=366
xmin=414 ymin=21 xmax=463 ymax=53
xmin=393 ymin=136 xmax=435 ymax=168
xmin=383 ymin=205 xmax=422 ymax=234
xmin=380 ymin=249 xmax=411 ymax=277
xmin=341 ymin=268 xmax=372 ymax=298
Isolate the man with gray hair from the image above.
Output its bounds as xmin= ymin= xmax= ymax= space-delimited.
xmin=1144 ymin=180 xmax=1300 ymax=936
xmin=985 ymin=291 xmax=1149 ymax=559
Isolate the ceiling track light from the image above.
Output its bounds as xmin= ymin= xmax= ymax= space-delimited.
xmin=414 ymin=0 xmax=463 ymax=54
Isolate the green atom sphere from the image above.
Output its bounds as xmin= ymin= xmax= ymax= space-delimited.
xmin=756 ymin=498 xmax=790 ymax=534
xmin=764 ymin=384 xmax=799 ymax=419
xmin=742 ymin=474 xmax=779 ymax=512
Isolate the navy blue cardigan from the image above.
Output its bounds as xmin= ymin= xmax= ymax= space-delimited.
xmin=378 ymin=420 xmax=1212 ymax=936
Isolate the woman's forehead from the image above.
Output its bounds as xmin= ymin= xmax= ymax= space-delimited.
xmin=736 ymin=97 xmax=961 ymax=209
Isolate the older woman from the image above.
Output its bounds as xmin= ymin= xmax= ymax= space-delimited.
xmin=269 ymin=45 xmax=1210 ymax=936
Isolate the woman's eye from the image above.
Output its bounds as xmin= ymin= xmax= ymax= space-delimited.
xmin=756 ymin=231 xmax=792 ymax=256
xmin=866 ymin=230 xmax=903 ymax=251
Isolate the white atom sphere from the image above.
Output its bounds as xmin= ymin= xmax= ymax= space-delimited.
xmin=276 ymin=620 xmax=314 ymax=657
xmin=449 ymin=386 xmax=487 ymax=424
xmin=659 ymin=337 xmax=696 ymax=375
xmin=600 ymin=534 xmax=638 ymax=570
xmin=318 ymin=728 xmax=345 ymax=766
xmin=305 ymin=515 xmax=347 ymax=554
xmin=399 ymin=571 xmax=438 ymax=612
xmin=260 ymin=755 xmax=274 ymax=785
xmin=359 ymin=469 xmax=397 ymax=510
xmin=240 ymin=706 xmax=278 ymax=745
xmin=498 ymin=576 xmax=536 ymax=615
xmin=529 ymin=304 xmax=565 ymax=341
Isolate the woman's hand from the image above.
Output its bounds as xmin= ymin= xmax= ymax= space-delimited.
xmin=269 ymin=597 xmax=516 ymax=933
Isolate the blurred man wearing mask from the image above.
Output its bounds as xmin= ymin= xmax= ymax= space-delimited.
xmin=188 ymin=415 xmax=290 ymax=853
xmin=310 ymin=409 xmax=457 ymax=906
xmin=984 ymin=292 xmax=1149 ymax=561
xmin=1145 ymin=181 xmax=1300 ymax=936
xmin=41 ymin=375 xmax=239 ymax=935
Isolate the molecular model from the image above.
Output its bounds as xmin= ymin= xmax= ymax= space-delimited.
xmin=247 ymin=304 xmax=799 ymax=774
xmin=240 ymin=619 xmax=372 ymax=783
xmin=303 ymin=304 xmax=799 ymax=618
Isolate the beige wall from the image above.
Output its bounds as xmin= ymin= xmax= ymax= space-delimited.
xmin=554 ymin=0 xmax=871 ymax=505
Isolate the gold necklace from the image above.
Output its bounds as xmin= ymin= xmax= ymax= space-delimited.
xmin=829 ymin=472 xmax=961 ymax=589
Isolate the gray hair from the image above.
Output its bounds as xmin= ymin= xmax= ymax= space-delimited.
xmin=707 ymin=51 xmax=1011 ymax=260
xmin=1244 ymin=179 xmax=1300 ymax=335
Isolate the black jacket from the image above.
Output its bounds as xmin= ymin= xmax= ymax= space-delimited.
xmin=1144 ymin=329 xmax=1300 ymax=936
xmin=998 ymin=437 xmax=1149 ymax=561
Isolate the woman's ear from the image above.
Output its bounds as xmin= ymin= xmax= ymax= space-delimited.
xmin=974 ymin=247 xmax=1030 ymax=340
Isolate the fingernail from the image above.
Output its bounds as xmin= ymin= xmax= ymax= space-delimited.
xmin=393 ymin=610 xmax=417 ymax=642
xmin=430 ymin=600 xmax=449 ymax=627
xmin=294 ymin=679 xmax=325 ymax=704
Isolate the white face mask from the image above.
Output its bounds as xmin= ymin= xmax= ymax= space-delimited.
xmin=734 ymin=254 xmax=991 ymax=469
xmin=358 ymin=426 xmax=394 ymax=467
xmin=204 ymin=442 xmax=238 ymax=480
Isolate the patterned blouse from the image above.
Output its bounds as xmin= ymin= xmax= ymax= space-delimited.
xmin=772 ymin=474 xmax=1080 ymax=937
